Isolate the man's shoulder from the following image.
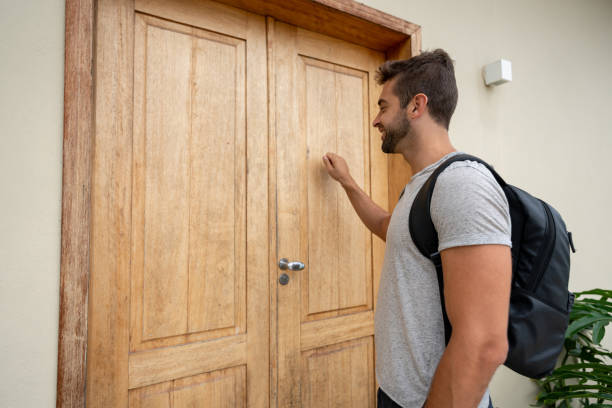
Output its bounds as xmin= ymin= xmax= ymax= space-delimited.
xmin=431 ymin=158 xmax=508 ymax=212
xmin=437 ymin=158 xmax=497 ymax=185
xmin=430 ymin=157 xmax=512 ymax=251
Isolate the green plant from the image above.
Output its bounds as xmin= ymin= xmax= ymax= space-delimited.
xmin=534 ymin=289 xmax=612 ymax=407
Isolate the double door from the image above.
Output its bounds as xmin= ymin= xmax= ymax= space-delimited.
xmin=87 ymin=0 xmax=387 ymax=406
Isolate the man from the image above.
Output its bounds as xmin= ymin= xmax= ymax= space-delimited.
xmin=322 ymin=49 xmax=512 ymax=408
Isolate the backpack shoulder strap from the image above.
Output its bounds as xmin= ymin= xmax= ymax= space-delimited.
xmin=408 ymin=153 xmax=505 ymax=345
xmin=408 ymin=153 xmax=506 ymax=260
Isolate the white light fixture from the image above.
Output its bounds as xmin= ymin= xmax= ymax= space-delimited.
xmin=483 ymin=59 xmax=512 ymax=86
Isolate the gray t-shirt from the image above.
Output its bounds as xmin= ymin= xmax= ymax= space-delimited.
xmin=374 ymin=152 xmax=512 ymax=407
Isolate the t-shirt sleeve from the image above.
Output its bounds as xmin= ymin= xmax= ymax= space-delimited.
xmin=430 ymin=161 xmax=512 ymax=252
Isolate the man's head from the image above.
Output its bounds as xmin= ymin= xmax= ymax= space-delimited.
xmin=372 ymin=49 xmax=458 ymax=153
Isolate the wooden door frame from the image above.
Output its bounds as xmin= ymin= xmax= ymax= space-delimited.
xmin=57 ymin=0 xmax=420 ymax=406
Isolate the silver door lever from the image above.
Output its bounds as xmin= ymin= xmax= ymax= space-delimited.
xmin=278 ymin=258 xmax=305 ymax=271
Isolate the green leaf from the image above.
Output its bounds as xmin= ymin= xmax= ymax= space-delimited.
xmin=537 ymin=288 xmax=612 ymax=407
xmin=566 ymin=315 xmax=612 ymax=339
xmin=553 ymin=362 xmax=612 ymax=372
xmin=574 ymin=289 xmax=612 ymax=298
xmin=538 ymin=369 xmax=612 ymax=387
xmin=544 ymin=384 xmax=612 ymax=393
xmin=573 ymin=302 xmax=612 ymax=317
xmin=593 ymin=321 xmax=607 ymax=345
xmin=581 ymin=297 xmax=612 ymax=308
xmin=536 ymin=390 xmax=612 ymax=401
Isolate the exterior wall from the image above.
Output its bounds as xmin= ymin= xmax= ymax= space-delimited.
xmin=0 ymin=0 xmax=610 ymax=406
xmin=0 ymin=1 xmax=65 ymax=407
xmin=362 ymin=0 xmax=612 ymax=406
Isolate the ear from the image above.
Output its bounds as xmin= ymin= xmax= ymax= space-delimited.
xmin=407 ymin=93 xmax=428 ymax=119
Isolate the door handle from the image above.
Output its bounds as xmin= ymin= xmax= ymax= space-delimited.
xmin=278 ymin=258 xmax=305 ymax=271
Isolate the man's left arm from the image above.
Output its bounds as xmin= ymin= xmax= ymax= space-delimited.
xmin=424 ymin=244 xmax=512 ymax=408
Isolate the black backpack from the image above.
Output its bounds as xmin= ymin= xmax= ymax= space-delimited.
xmin=408 ymin=154 xmax=576 ymax=378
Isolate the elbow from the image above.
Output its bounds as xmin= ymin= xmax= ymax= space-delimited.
xmin=378 ymin=215 xmax=391 ymax=241
xmin=457 ymin=330 xmax=508 ymax=370
xmin=478 ymin=336 xmax=508 ymax=369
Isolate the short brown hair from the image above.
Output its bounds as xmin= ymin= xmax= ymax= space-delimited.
xmin=376 ymin=49 xmax=458 ymax=129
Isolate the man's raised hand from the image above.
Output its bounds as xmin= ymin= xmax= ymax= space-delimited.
xmin=322 ymin=152 xmax=354 ymax=188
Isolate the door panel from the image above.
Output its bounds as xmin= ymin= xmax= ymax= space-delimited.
xmin=128 ymin=5 xmax=266 ymax=405
xmin=88 ymin=0 xmax=268 ymax=406
xmin=301 ymin=56 xmax=371 ymax=321
xmin=301 ymin=337 xmax=374 ymax=408
xmin=274 ymin=21 xmax=386 ymax=407
xmin=131 ymin=13 xmax=247 ymax=352
xmin=128 ymin=366 xmax=246 ymax=408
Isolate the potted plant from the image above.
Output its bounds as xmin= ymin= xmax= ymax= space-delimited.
xmin=534 ymin=289 xmax=612 ymax=407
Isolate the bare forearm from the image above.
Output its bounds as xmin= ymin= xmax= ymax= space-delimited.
xmin=342 ymin=179 xmax=390 ymax=241
xmin=424 ymin=336 xmax=506 ymax=408
xmin=322 ymin=152 xmax=390 ymax=239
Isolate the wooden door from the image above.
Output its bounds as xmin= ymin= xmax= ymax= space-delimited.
xmin=88 ymin=0 xmax=268 ymax=406
xmin=272 ymin=21 xmax=387 ymax=408
xmin=89 ymin=0 xmax=388 ymax=406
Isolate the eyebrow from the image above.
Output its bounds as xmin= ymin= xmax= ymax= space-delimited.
xmin=377 ymin=98 xmax=388 ymax=106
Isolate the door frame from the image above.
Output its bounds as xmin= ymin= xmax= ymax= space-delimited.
xmin=57 ymin=0 xmax=420 ymax=406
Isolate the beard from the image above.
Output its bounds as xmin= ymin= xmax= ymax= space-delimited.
xmin=381 ymin=112 xmax=412 ymax=153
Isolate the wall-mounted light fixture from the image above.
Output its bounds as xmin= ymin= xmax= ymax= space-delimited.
xmin=483 ymin=59 xmax=512 ymax=86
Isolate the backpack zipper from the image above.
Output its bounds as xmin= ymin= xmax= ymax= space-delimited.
xmin=529 ymin=201 xmax=557 ymax=292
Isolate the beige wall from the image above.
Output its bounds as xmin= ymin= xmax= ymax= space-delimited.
xmin=361 ymin=0 xmax=612 ymax=406
xmin=1 ymin=0 xmax=611 ymax=406
xmin=0 ymin=0 xmax=65 ymax=407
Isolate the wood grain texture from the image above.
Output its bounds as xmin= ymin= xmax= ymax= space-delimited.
xmin=141 ymin=20 xmax=192 ymax=341
xmin=130 ymin=5 xmax=266 ymax=407
xmin=274 ymin=21 xmax=303 ymax=407
xmin=128 ymin=366 xmax=246 ymax=408
xmin=136 ymin=0 xmax=248 ymax=39
xmin=304 ymin=58 xmax=339 ymax=315
xmin=300 ymin=311 xmax=374 ymax=351
xmin=387 ymin=153 xmax=413 ymax=212
xmin=274 ymin=19 xmax=384 ymax=407
xmin=88 ymin=2 xmax=268 ymax=406
xmin=301 ymin=337 xmax=374 ymax=408
xmin=130 ymin=13 xmax=249 ymax=353
xmin=129 ymin=381 xmax=172 ymax=408
xmin=266 ymin=16 xmax=279 ymax=408
xmin=297 ymin=27 xmax=382 ymax=72
xmin=188 ymin=32 xmax=245 ymax=335
xmin=335 ymin=65 xmax=371 ymax=313
xmin=57 ymin=0 xmax=94 ymax=406
xmin=244 ymin=13 xmax=271 ymax=408
xmin=386 ymin=37 xmax=411 ymax=62
xmin=410 ymin=27 xmax=422 ymax=57
xmin=128 ymin=335 xmax=247 ymax=389
xmin=300 ymin=57 xmax=371 ymax=320
xmin=131 ymin=13 xmax=248 ymax=343
xmin=213 ymin=0 xmax=418 ymax=51
xmin=173 ymin=366 xmax=246 ymax=407
xmin=86 ymin=0 xmax=134 ymax=406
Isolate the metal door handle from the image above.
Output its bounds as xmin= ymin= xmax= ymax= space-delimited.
xmin=279 ymin=258 xmax=305 ymax=271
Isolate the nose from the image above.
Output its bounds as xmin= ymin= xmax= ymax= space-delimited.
xmin=372 ymin=113 xmax=381 ymax=128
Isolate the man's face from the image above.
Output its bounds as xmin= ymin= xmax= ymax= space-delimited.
xmin=372 ymin=79 xmax=412 ymax=154
xmin=380 ymin=109 xmax=411 ymax=154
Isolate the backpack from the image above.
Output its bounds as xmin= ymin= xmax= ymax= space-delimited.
xmin=408 ymin=154 xmax=576 ymax=379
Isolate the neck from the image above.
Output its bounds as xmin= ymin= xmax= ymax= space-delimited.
xmin=397 ymin=127 xmax=456 ymax=174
